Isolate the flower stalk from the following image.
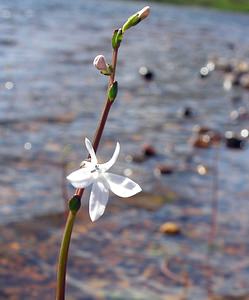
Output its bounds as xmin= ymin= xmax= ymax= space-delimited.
xmin=56 ymin=47 xmax=118 ymax=300
xmin=56 ymin=7 xmax=150 ymax=300
xmin=56 ymin=199 xmax=80 ymax=300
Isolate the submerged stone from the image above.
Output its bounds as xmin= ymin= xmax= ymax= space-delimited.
xmin=191 ymin=134 xmax=212 ymax=148
xmin=191 ymin=126 xmax=222 ymax=148
xmin=142 ymin=144 xmax=157 ymax=157
xmin=179 ymin=106 xmax=195 ymax=118
xmin=225 ymin=131 xmax=246 ymax=149
xmin=154 ymin=164 xmax=174 ymax=176
xmin=159 ymin=222 xmax=181 ymax=235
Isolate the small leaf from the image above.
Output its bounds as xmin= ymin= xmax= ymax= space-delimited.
xmin=108 ymin=81 xmax=118 ymax=102
xmin=112 ymin=29 xmax=123 ymax=49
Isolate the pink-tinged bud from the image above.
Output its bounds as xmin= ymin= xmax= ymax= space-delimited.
xmin=93 ymin=55 xmax=108 ymax=71
xmin=137 ymin=6 xmax=150 ymax=21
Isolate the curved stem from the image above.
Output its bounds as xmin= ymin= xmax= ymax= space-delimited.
xmin=56 ymin=45 xmax=119 ymax=299
xmin=56 ymin=211 xmax=76 ymax=300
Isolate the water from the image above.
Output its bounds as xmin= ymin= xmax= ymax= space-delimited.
xmin=1 ymin=0 xmax=249 ymax=298
xmin=0 ymin=0 xmax=249 ymax=225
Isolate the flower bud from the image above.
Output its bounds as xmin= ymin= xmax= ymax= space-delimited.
xmin=137 ymin=6 xmax=150 ymax=21
xmin=122 ymin=6 xmax=150 ymax=32
xmin=93 ymin=55 xmax=108 ymax=71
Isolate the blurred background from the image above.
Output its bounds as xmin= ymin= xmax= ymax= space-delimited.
xmin=0 ymin=0 xmax=249 ymax=299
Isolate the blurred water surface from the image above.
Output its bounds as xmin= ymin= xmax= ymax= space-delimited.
xmin=0 ymin=0 xmax=249 ymax=233
xmin=1 ymin=0 xmax=249 ymax=298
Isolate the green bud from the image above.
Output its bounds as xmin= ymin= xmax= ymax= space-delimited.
xmin=122 ymin=14 xmax=140 ymax=32
xmin=69 ymin=195 xmax=81 ymax=213
xmin=112 ymin=29 xmax=123 ymax=49
xmin=122 ymin=6 xmax=150 ymax=33
xmin=108 ymin=81 xmax=118 ymax=102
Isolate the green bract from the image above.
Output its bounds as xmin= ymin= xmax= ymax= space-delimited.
xmin=69 ymin=195 xmax=81 ymax=213
xmin=108 ymin=81 xmax=118 ymax=102
xmin=112 ymin=29 xmax=123 ymax=49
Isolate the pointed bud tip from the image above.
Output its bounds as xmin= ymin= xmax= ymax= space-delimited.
xmin=138 ymin=6 xmax=150 ymax=20
xmin=93 ymin=55 xmax=108 ymax=71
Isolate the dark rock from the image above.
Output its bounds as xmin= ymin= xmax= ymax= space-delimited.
xmin=139 ymin=66 xmax=154 ymax=81
xmin=225 ymin=131 xmax=246 ymax=149
xmin=154 ymin=164 xmax=174 ymax=176
xmin=142 ymin=144 xmax=157 ymax=157
xmin=178 ymin=106 xmax=195 ymax=119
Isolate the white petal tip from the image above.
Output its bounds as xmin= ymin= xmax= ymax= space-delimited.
xmin=137 ymin=186 xmax=142 ymax=193
xmin=124 ymin=185 xmax=142 ymax=198
xmin=66 ymin=173 xmax=74 ymax=182
xmin=66 ymin=170 xmax=81 ymax=182
xmin=89 ymin=210 xmax=104 ymax=222
xmin=85 ymin=137 xmax=91 ymax=145
xmin=90 ymin=215 xmax=99 ymax=222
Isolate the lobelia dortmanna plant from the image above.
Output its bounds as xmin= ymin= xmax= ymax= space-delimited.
xmin=56 ymin=6 xmax=150 ymax=300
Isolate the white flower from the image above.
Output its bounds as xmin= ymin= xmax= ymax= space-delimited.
xmin=67 ymin=138 xmax=142 ymax=222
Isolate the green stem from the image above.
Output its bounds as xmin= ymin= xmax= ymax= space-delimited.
xmin=56 ymin=210 xmax=77 ymax=300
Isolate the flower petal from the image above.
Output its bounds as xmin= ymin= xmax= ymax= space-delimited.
xmin=85 ymin=138 xmax=97 ymax=165
xmin=104 ymin=173 xmax=142 ymax=198
xmin=89 ymin=181 xmax=109 ymax=222
xmin=100 ymin=142 xmax=120 ymax=172
xmin=67 ymin=168 xmax=93 ymax=188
